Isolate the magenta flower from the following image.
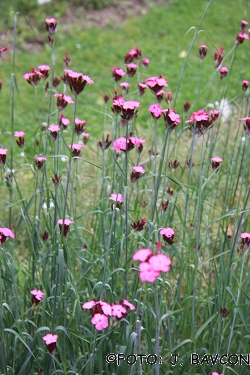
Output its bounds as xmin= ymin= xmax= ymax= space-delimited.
xmin=48 ymin=124 xmax=60 ymax=141
xmin=138 ymin=82 xmax=148 ymax=96
xmin=65 ymin=70 xmax=94 ymax=96
xmin=58 ymin=218 xmax=74 ymax=237
xmin=199 ymin=44 xmax=208 ymax=59
xmin=124 ymin=47 xmax=141 ymax=63
xmin=42 ymin=333 xmax=58 ymax=354
xmin=0 ymin=227 xmax=15 ymax=245
xmin=45 ymin=18 xmax=57 ymax=36
xmin=30 ymin=289 xmax=44 ymax=305
xmin=212 ymin=372 xmax=224 ymax=375
xmin=149 ymin=103 xmax=163 ymax=119
xmin=74 ymin=118 xmax=86 ymax=135
xmin=165 ymin=91 xmax=173 ymax=104
xmin=131 ymin=166 xmax=146 ymax=183
xmin=109 ymin=193 xmax=123 ymax=203
xmin=53 ymin=94 xmax=74 ymax=110
xmin=110 ymin=67 xmax=126 ymax=81
xmin=111 ymin=304 xmax=127 ymax=319
xmin=240 ymin=20 xmax=248 ymax=30
xmin=133 ymin=245 xmax=171 ymax=282
xmin=14 ymin=131 xmax=25 ymax=148
xmin=239 ymin=117 xmax=250 ymax=136
xmin=186 ymin=109 xmax=219 ymax=136
xmin=59 ymin=114 xmax=70 ymax=130
xmin=146 ymin=76 xmax=168 ymax=95
xmin=236 ymin=31 xmax=249 ymax=44
xmin=91 ymin=313 xmax=108 ymax=330
xmin=211 ymin=157 xmax=223 ymax=171
xmin=213 ymin=47 xmax=224 ymax=68
xmin=220 ymin=67 xmax=229 ymax=79
xmin=242 ymin=80 xmax=250 ymax=92
xmin=120 ymin=82 xmax=130 ymax=94
xmin=142 ymin=57 xmax=150 ymax=68
xmin=240 ymin=232 xmax=250 ymax=251
xmin=120 ymin=299 xmax=136 ymax=312
xmin=111 ymin=96 xmax=125 ymax=115
xmin=38 ymin=65 xmax=50 ymax=79
xmin=163 ymin=108 xmax=181 ymax=130
xmin=23 ymin=68 xmax=44 ymax=86
xmin=82 ymin=132 xmax=90 ymax=145
xmin=126 ymin=63 xmax=138 ymax=77
xmin=121 ymin=100 xmax=141 ymax=121
xmin=34 ymin=156 xmax=46 ymax=169
xmin=160 ymin=227 xmax=175 ymax=245
xmin=113 ymin=135 xmax=145 ymax=153
xmin=68 ymin=143 xmax=83 ymax=158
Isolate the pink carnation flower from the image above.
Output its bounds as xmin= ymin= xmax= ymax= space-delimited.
xmin=0 ymin=227 xmax=15 ymax=245
xmin=42 ymin=333 xmax=58 ymax=354
xmin=111 ymin=304 xmax=127 ymax=319
xmin=160 ymin=227 xmax=175 ymax=245
xmin=91 ymin=313 xmax=109 ymax=330
xmin=149 ymin=103 xmax=163 ymax=119
xmin=58 ymin=218 xmax=74 ymax=237
xmin=109 ymin=193 xmax=124 ymax=203
xmin=146 ymin=76 xmax=168 ymax=95
xmin=132 ymin=248 xmax=154 ymax=262
xmin=30 ymin=289 xmax=44 ymax=305
xmin=110 ymin=67 xmax=126 ymax=81
xmin=211 ymin=157 xmax=223 ymax=171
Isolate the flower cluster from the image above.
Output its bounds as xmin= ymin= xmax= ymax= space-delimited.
xmin=113 ymin=134 xmax=145 ymax=153
xmin=82 ymin=299 xmax=135 ymax=330
xmin=186 ymin=109 xmax=220 ymax=136
xmin=132 ymin=243 xmax=171 ymax=282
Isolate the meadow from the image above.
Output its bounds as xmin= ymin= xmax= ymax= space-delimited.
xmin=0 ymin=0 xmax=250 ymax=374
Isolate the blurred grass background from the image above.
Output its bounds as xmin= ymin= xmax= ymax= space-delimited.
xmin=0 ymin=0 xmax=249 ymax=154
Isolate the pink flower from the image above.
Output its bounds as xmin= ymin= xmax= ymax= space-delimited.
xmin=23 ymin=68 xmax=44 ymax=86
xmin=109 ymin=193 xmax=123 ymax=203
xmin=146 ymin=76 xmax=168 ymax=95
xmin=131 ymin=166 xmax=146 ymax=183
xmin=110 ymin=67 xmax=126 ymax=81
xmin=132 ymin=248 xmax=154 ymax=262
xmin=120 ymin=82 xmax=130 ymax=94
xmin=160 ymin=227 xmax=175 ymax=245
xmin=142 ymin=57 xmax=150 ymax=68
xmin=236 ymin=31 xmax=249 ymax=44
xmin=220 ymin=67 xmax=229 ymax=79
xmin=0 ymin=148 xmax=8 ymax=165
xmin=68 ymin=143 xmax=83 ymax=158
xmin=239 ymin=117 xmax=250 ymax=136
xmin=138 ymin=82 xmax=147 ymax=96
xmin=126 ymin=63 xmax=137 ymax=77
xmin=0 ymin=227 xmax=15 ymax=245
xmin=111 ymin=96 xmax=125 ymax=115
xmin=38 ymin=65 xmax=50 ymax=79
xmin=58 ymin=218 xmax=74 ymax=237
xmin=149 ymin=104 xmax=163 ymax=119
xmin=113 ymin=137 xmax=132 ymax=153
xmin=14 ymin=131 xmax=26 ymax=148
xmin=48 ymin=124 xmax=60 ymax=141
xmin=45 ymin=18 xmax=57 ymax=36
xmin=74 ymin=118 xmax=86 ymax=134
xmin=109 ymin=193 xmax=123 ymax=210
xmin=30 ymin=289 xmax=44 ymax=305
xmin=42 ymin=333 xmax=58 ymax=354
xmin=242 ymin=79 xmax=250 ymax=92
xmin=59 ymin=114 xmax=70 ymax=130
xmin=53 ymin=94 xmax=74 ymax=110
xmin=82 ymin=300 xmax=112 ymax=316
xmin=120 ymin=299 xmax=136 ymax=311
xmin=34 ymin=156 xmax=46 ymax=169
xmin=111 ymin=304 xmax=127 ymax=319
xmin=148 ymin=254 xmax=171 ymax=272
xmin=212 ymin=372 xmax=224 ymax=375
xmin=65 ymin=70 xmax=94 ymax=96
xmin=211 ymin=157 xmax=223 ymax=171
xmin=163 ymin=108 xmax=181 ymax=130
xmin=82 ymin=132 xmax=90 ymax=145
xmin=121 ymin=100 xmax=141 ymax=121
xmin=91 ymin=313 xmax=108 ymax=330
xmin=240 ymin=232 xmax=250 ymax=250
xmin=186 ymin=109 xmax=219 ymax=136
xmin=139 ymin=262 xmax=161 ymax=282
xmin=240 ymin=20 xmax=248 ymax=30
xmin=199 ymin=44 xmax=208 ymax=59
